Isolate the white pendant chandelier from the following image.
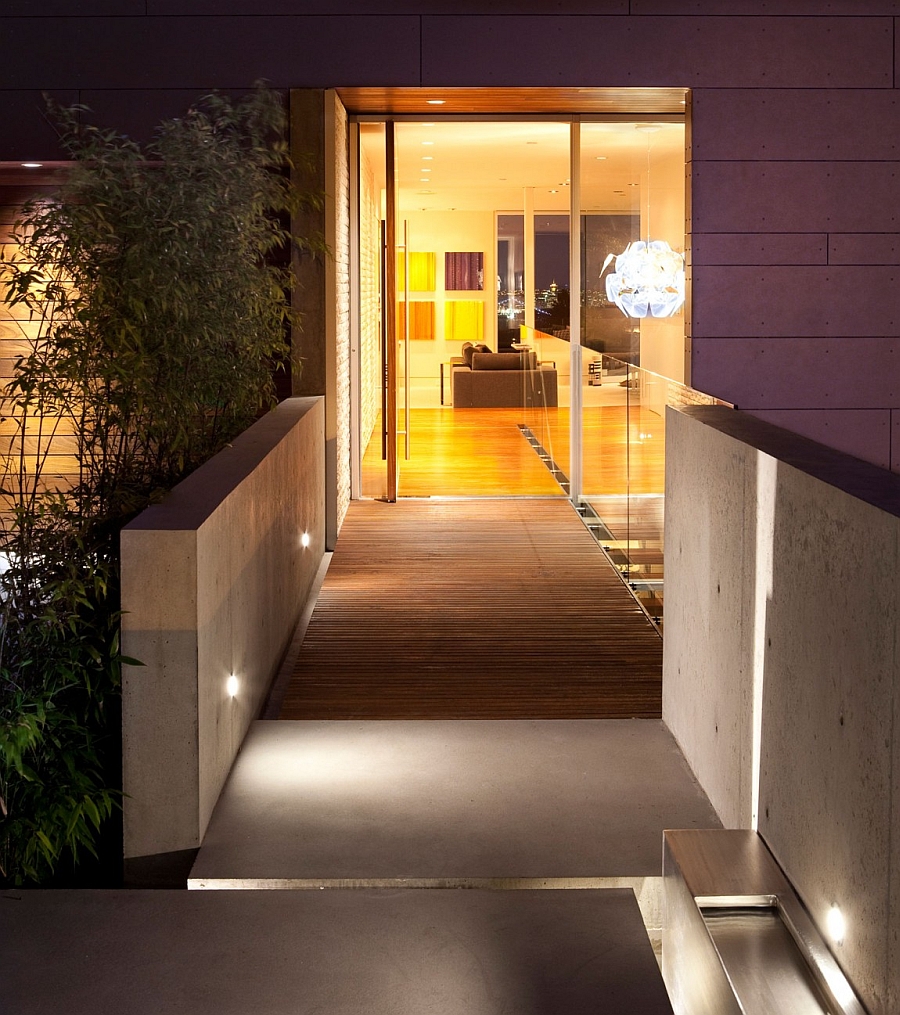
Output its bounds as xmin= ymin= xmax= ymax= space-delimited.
xmin=604 ymin=124 xmax=685 ymax=320
xmin=604 ymin=239 xmax=685 ymax=319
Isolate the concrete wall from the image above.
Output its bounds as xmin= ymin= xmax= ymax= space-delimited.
xmin=663 ymin=404 xmax=900 ymax=1015
xmin=121 ymin=397 xmax=325 ymax=859
xmin=3 ymin=5 xmax=899 ymax=471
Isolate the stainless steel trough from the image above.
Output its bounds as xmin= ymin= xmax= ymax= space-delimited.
xmin=663 ymin=830 xmax=866 ymax=1015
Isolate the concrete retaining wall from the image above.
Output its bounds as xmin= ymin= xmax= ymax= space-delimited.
xmin=121 ymin=397 xmax=325 ymax=859
xmin=663 ymin=404 xmax=900 ymax=1015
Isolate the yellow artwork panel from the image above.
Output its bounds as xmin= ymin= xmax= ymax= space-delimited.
xmin=397 ymin=251 xmax=436 ymax=292
xmin=445 ymin=300 xmax=484 ymax=343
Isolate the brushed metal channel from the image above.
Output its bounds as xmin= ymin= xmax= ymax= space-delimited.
xmin=663 ymin=832 xmax=868 ymax=1015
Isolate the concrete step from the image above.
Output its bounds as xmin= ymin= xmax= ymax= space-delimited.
xmin=190 ymin=718 xmax=720 ymax=887
xmin=1 ymin=886 xmax=674 ymax=1015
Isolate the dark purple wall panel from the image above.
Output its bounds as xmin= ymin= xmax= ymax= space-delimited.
xmin=747 ymin=408 xmax=891 ymax=469
xmin=692 ymin=89 xmax=900 ymax=161
xmin=2 ymin=1 xmax=143 ymax=12
xmin=0 ymin=90 xmax=79 ymax=161
xmin=632 ymin=0 xmax=900 ymax=13
xmin=892 ymin=411 xmax=900 ymax=471
xmin=0 ymin=17 xmax=421 ymax=90
xmin=829 ymin=233 xmax=900 ymax=265
xmin=148 ymin=0 xmax=628 ymax=12
xmin=691 ymin=337 xmax=900 ymax=408
xmin=421 ymin=16 xmax=891 ymax=88
xmin=692 ymin=266 xmax=900 ymax=337
xmin=691 ymin=233 xmax=827 ymax=266
xmin=79 ymin=90 xmax=254 ymax=144
xmin=691 ymin=162 xmax=900 ymax=233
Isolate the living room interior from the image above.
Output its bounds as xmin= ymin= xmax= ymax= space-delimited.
xmin=354 ymin=116 xmax=686 ymax=502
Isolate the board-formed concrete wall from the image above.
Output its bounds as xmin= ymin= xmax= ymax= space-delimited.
xmin=663 ymin=404 xmax=900 ymax=1015
xmin=121 ymin=397 xmax=325 ymax=859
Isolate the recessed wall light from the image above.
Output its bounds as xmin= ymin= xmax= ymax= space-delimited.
xmin=549 ymin=189 xmax=558 ymax=194
xmin=826 ymin=905 xmax=846 ymax=944
xmin=21 ymin=162 xmax=42 ymax=168
xmin=226 ymin=675 xmax=239 ymax=698
xmin=301 ymin=532 xmax=311 ymax=548
xmin=596 ymin=156 xmax=607 ymax=161
xmin=421 ymin=141 xmax=434 ymax=146
xmin=426 ymin=99 xmax=445 ymax=105
xmin=422 ymin=156 xmax=433 ymax=160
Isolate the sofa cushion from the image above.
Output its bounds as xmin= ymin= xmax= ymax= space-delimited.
xmin=471 ymin=351 xmax=535 ymax=371
xmin=463 ymin=342 xmax=491 ymax=367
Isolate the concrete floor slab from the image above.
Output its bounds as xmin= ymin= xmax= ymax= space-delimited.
xmin=190 ymin=719 xmax=720 ymax=886
xmin=0 ymin=887 xmax=673 ymax=1015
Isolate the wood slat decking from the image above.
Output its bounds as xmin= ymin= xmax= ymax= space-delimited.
xmin=278 ymin=499 xmax=662 ymax=720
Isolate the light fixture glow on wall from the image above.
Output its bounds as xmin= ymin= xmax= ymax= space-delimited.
xmin=301 ymin=532 xmax=311 ymax=548
xmin=21 ymin=162 xmax=43 ymax=168
xmin=826 ymin=905 xmax=846 ymax=944
xmin=604 ymin=125 xmax=685 ymax=320
xmin=226 ymin=674 xmax=239 ymax=698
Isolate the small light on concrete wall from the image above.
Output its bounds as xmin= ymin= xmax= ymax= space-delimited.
xmin=226 ymin=674 xmax=239 ymax=698
xmin=301 ymin=532 xmax=311 ymax=548
xmin=21 ymin=162 xmax=43 ymax=168
xmin=826 ymin=905 xmax=846 ymax=944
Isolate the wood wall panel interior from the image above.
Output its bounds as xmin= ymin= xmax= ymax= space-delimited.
xmin=338 ymin=87 xmax=687 ymax=116
xmin=279 ymin=498 xmax=662 ymax=720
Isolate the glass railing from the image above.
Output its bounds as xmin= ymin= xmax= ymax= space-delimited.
xmin=578 ymin=354 xmax=731 ymax=629
xmin=517 ymin=324 xmax=571 ymax=493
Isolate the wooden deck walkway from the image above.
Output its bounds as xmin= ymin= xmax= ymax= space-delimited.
xmin=278 ymin=499 xmax=663 ymax=720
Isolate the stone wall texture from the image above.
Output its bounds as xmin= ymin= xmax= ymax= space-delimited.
xmin=331 ymin=95 xmax=351 ymax=532
xmin=663 ymin=404 xmax=900 ymax=1015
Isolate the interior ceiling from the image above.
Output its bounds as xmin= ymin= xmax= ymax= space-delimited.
xmin=360 ymin=120 xmax=685 ymax=214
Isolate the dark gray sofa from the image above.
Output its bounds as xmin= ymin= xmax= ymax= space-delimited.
xmin=451 ymin=345 xmax=559 ymax=408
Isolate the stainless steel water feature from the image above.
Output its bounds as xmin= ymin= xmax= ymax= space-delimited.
xmin=663 ymin=830 xmax=867 ymax=1015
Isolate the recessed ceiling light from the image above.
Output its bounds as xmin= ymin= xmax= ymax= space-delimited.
xmin=426 ymin=99 xmax=445 ymax=105
xmin=628 ymin=183 xmax=639 ymax=187
xmin=422 ymin=156 xmax=433 ymax=160
xmin=417 ymin=190 xmax=435 ymax=195
xmin=420 ymin=177 xmax=430 ymax=182
xmin=421 ymin=122 xmax=435 ymax=127
xmin=421 ymin=141 xmax=434 ymax=145
xmin=21 ymin=162 xmax=42 ymax=168
xmin=596 ymin=156 xmax=607 ymax=160
xmin=421 ymin=167 xmax=431 ymax=171
xmin=549 ymin=189 xmax=558 ymax=194
xmin=526 ymin=141 xmax=538 ymax=145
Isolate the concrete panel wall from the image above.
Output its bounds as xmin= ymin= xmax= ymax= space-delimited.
xmin=3 ymin=5 xmax=900 ymax=472
xmin=121 ymin=397 xmax=325 ymax=858
xmin=663 ymin=404 xmax=900 ymax=1015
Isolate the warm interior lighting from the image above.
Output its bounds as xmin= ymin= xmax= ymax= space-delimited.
xmin=21 ymin=162 xmax=43 ymax=168
xmin=426 ymin=99 xmax=445 ymax=105
xmin=301 ymin=532 xmax=311 ymax=548
xmin=226 ymin=675 xmax=239 ymax=698
xmin=421 ymin=141 xmax=434 ymax=146
xmin=826 ymin=905 xmax=846 ymax=944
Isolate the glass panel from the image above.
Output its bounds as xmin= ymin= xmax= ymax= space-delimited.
xmin=575 ymin=119 xmax=692 ymax=628
xmin=387 ymin=120 xmax=570 ymax=498
xmin=579 ymin=354 xmax=729 ymax=629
